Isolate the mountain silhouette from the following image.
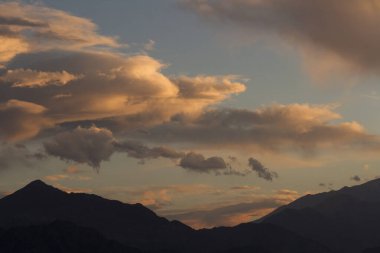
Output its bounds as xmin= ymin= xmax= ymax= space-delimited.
xmin=261 ymin=178 xmax=380 ymax=253
xmin=0 ymin=180 xmax=193 ymax=251
xmin=0 ymin=180 xmax=331 ymax=253
xmin=0 ymin=221 xmax=141 ymax=253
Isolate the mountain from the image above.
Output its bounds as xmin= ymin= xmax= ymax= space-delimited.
xmin=191 ymin=222 xmax=332 ymax=253
xmin=0 ymin=180 xmax=331 ymax=253
xmin=363 ymin=247 xmax=380 ymax=253
xmin=261 ymin=178 xmax=380 ymax=253
xmin=0 ymin=221 xmax=141 ymax=253
xmin=0 ymin=180 xmax=193 ymax=251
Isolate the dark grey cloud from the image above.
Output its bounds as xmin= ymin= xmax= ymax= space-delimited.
xmin=248 ymin=158 xmax=278 ymax=181
xmin=43 ymin=126 xmax=246 ymax=176
xmin=114 ymin=141 xmax=185 ymax=160
xmin=44 ymin=126 xmax=115 ymax=169
xmin=43 ymin=126 xmax=181 ymax=168
xmin=179 ymin=152 xmax=227 ymax=173
xmin=350 ymin=175 xmax=361 ymax=182
xmin=184 ymin=0 xmax=380 ymax=72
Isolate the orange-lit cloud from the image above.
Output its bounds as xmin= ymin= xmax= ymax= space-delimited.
xmin=100 ymin=184 xmax=220 ymax=210
xmin=0 ymin=1 xmax=119 ymax=65
xmin=0 ymin=99 xmax=52 ymax=141
xmin=44 ymin=173 xmax=92 ymax=182
xmin=44 ymin=174 xmax=69 ymax=182
xmin=0 ymin=2 xmax=245 ymax=142
xmin=1 ymin=69 xmax=79 ymax=88
xmin=2 ymin=1 xmax=380 ymax=177
xmin=164 ymin=200 xmax=278 ymax=228
xmin=163 ymin=188 xmax=301 ymax=228
xmin=134 ymin=103 xmax=380 ymax=156
xmin=63 ymin=165 xmax=83 ymax=175
xmin=52 ymin=183 xmax=93 ymax=194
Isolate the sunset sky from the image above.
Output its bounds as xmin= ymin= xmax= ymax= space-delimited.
xmin=2 ymin=0 xmax=380 ymax=228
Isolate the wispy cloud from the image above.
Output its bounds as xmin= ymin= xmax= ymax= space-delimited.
xmin=184 ymin=0 xmax=380 ymax=76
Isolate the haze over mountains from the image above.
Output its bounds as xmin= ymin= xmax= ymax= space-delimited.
xmin=1 ymin=179 xmax=380 ymax=252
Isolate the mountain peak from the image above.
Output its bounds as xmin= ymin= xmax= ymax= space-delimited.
xmin=21 ymin=179 xmax=59 ymax=192
xmin=4 ymin=179 xmax=66 ymax=203
xmin=25 ymin=179 xmax=48 ymax=188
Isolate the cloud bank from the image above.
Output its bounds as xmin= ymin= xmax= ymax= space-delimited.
xmin=3 ymin=1 xmax=380 ymax=182
xmin=184 ymin=0 xmax=380 ymax=74
xmin=0 ymin=2 xmax=245 ymax=142
xmin=133 ymin=104 xmax=379 ymax=155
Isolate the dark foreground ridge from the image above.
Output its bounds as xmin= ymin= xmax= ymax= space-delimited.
xmin=261 ymin=178 xmax=380 ymax=253
xmin=8 ymin=179 xmax=380 ymax=252
xmin=0 ymin=221 xmax=142 ymax=253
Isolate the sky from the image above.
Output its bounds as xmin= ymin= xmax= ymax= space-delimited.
xmin=1 ymin=0 xmax=380 ymax=228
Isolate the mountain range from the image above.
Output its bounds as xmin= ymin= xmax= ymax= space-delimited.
xmin=260 ymin=178 xmax=380 ymax=253
xmin=1 ymin=179 xmax=380 ymax=252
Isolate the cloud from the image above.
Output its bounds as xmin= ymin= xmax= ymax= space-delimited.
xmin=0 ymin=53 xmax=244 ymax=140
xmin=4 ymin=0 xmax=380 ymax=177
xmin=44 ymin=174 xmax=69 ymax=182
xmin=52 ymin=183 xmax=93 ymax=194
xmin=116 ymin=143 xmax=244 ymax=174
xmin=44 ymin=172 xmax=92 ymax=183
xmin=133 ymin=104 xmax=379 ymax=155
xmin=164 ymin=187 xmax=301 ymax=228
xmin=1 ymin=69 xmax=79 ymax=88
xmin=230 ymin=185 xmax=260 ymax=191
xmin=0 ymin=143 xmax=44 ymax=171
xmin=114 ymin=140 xmax=185 ymax=160
xmin=274 ymin=189 xmax=300 ymax=203
xmin=0 ymin=2 xmax=245 ymax=141
xmin=63 ymin=165 xmax=83 ymax=175
xmin=318 ymin=182 xmax=334 ymax=189
xmin=0 ymin=1 xmax=118 ymax=64
xmin=43 ymin=126 xmax=245 ymax=175
xmin=143 ymin=39 xmax=156 ymax=51
xmin=165 ymin=200 xmax=279 ymax=228
xmin=350 ymin=175 xmax=361 ymax=182
xmin=99 ymin=182 xmax=301 ymax=228
xmin=174 ymin=75 xmax=246 ymax=100
xmin=0 ymin=16 xmax=46 ymax=27
xmin=179 ymin=152 xmax=227 ymax=172
xmin=184 ymin=0 xmax=380 ymax=74
xmin=0 ymin=2 xmax=245 ymax=142
xmin=248 ymin=158 xmax=278 ymax=181
xmin=101 ymin=184 xmax=221 ymax=210
xmin=0 ymin=99 xmax=52 ymax=141
xmin=44 ymin=126 xmax=115 ymax=168
xmin=0 ymin=36 xmax=29 ymax=64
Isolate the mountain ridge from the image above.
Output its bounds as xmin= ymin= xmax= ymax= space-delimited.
xmin=0 ymin=179 xmax=332 ymax=253
xmin=261 ymin=178 xmax=380 ymax=253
